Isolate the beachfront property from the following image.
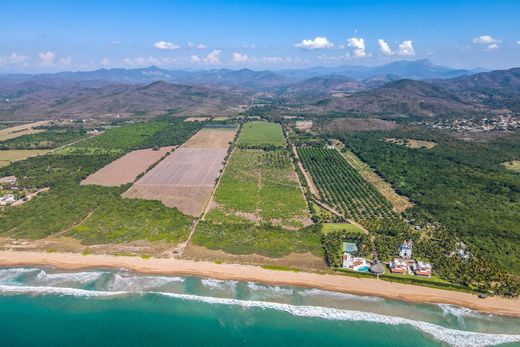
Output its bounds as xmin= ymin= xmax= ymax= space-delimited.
xmin=399 ymin=240 xmax=413 ymax=259
xmin=341 ymin=241 xmax=370 ymax=272
xmin=389 ymin=258 xmax=409 ymax=274
xmin=412 ymin=261 xmax=432 ymax=277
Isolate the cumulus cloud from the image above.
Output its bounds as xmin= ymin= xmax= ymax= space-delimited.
xmin=231 ymin=52 xmax=255 ymax=63
xmin=377 ymin=39 xmax=394 ymax=56
xmin=154 ymin=41 xmax=179 ymax=50
xmin=472 ymin=35 xmax=501 ymax=50
xmin=38 ymin=51 xmax=56 ymax=66
xmin=100 ymin=57 xmax=111 ymax=66
xmin=0 ymin=52 xmax=31 ymax=67
xmin=347 ymin=37 xmax=367 ymax=58
xmin=295 ymin=36 xmax=334 ymax=50
xmin=191 ymin=49 xmax=221 ymax=64
xmin=397 ymin=40 xmax=415 ymax=56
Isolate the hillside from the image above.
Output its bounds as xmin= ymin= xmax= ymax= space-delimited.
xmin=0 ymin=81 xmax=248 ymax=120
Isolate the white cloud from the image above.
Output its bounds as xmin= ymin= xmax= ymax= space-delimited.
xmin=472 ymin=35 xmax=499 ymax=45
xmin=517 ymin=40 xmax=520 ymax=45
xmin=38 ymin=51 xmax=56 ymax=66
xmin=187 ymin=42 xmax=206 ymax=49
xmin=295 ymin=36 xmax=334 ymax=50
xmin=100 ymin=57 xmax=111 ymax=66
xmin=59 ymin=56 xmax=72 ymax=65
xmin=153 ymin=41 xmax=179 ymax=51
xmin=154 ymin=41 xmax=180 ymax=50
xmin=231 ymin=52 xmax=256 ymax=63
xmin=243 ymin=44 xmax=257 ymax=49
xmin=347 ymin=37 xmax=367 ymax=58
xmin=192 ymin=50 xmax=221 ymax=64
xmin=377 ymin=39 xmax=394 ymax=56
xmin=1 ymin=52 xmax=31 ymax=66
xmin=318 ymin=54 xmax=350 ymax=62
xmin=106 ymin=40 xmax=121 ymax=47
xmin=123 ymin=56 xmax=180 ymax=67
xmin=397 ymin=40 xmax=415 ymax=56
xmin=472 ymin=35 xmax=501 ymax=50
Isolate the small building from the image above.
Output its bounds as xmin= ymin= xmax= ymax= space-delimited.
xmin=342 ymin=253 xmax=369 ymax=272
xmin=413 ymin=261 xmax=432 ymax=277
xmin=389 ymin=258 xmax=408 ymax=274
xmin=0 ymin=194 xmax=16 ymax=206
xmin=399 ymin=240 xmax=413 ymax=259
xmin=370 ymin=261 xmax=385 ymax=275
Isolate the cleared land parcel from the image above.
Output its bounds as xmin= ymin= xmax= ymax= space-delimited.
xmin=81 ymin=146 xmax=174 ymax=186
xmin=237 ymin=121 xmax=286 ymax=148
xmin=123 ymin=128 xmax=237 ymax=216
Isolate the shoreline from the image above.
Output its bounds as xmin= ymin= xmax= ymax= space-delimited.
xmin=1 ymin=250 xmax=519 ymax=317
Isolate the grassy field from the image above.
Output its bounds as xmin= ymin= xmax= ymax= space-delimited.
xmin=207 ymin=149 xmax=309 ymax=228
xmin=0 ymin=149 xmax=49 ymax=168
xmin=237 ymin=121 xmax=286 ymax=148
xmin=0 ymin=129 xmax=88 ymax=150
xmin=322 ymin=223 xmax=365 ymax=234
xmin=502 ymin=160 xmax=520 ymax=173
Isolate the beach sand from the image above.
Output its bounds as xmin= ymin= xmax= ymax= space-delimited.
xmin=0 ymin=250 xmax=519 ymax=317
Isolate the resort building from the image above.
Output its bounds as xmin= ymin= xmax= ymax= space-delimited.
xmin=342 ymin=252 xmax=369 ymax=272
xmin=389 ymin=258 xmax=409 ymax=274
xmin=399 ymin=240 xmax=413 ymax=259
xmin=413 ymin=261 xmax=432 ymax=277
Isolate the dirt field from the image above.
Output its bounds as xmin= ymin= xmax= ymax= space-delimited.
xmin=181 ymin=128 xmax=236 ymax=148
xmin=81 ymin=146 xmax=174 ymax=186
xmin=0 ymin=149 xmax=50 ymax=168
xmin=0 ymin=121 xmax=49 ymax=141
xmin=123 ymin=128 xmax=237 ymax=216
xmin=385 ymin=138 xmax=437 ymax=149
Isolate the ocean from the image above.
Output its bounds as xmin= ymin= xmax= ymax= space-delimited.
xmin=0 ymin=267 xmax=519 ymax=347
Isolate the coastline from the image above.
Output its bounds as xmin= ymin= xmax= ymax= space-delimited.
xmin=1 ymin=250 xmax=519 ymax=317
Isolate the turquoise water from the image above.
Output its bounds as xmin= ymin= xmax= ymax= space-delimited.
xmin=0 ymin=267 xmax=519 ymax=347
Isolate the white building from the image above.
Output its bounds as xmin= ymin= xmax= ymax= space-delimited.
xmin=399 ymin=240 xmax=413 ymax=259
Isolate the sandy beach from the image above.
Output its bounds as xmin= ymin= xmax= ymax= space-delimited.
xmin=1 ymin=250 xmax=519 ymax=317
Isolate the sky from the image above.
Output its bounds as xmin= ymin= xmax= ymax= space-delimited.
xmin=0 ymin=0 xmax=519 ymax=73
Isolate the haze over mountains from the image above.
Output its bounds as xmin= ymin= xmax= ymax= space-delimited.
xmin=0 ymin=59 xmax=518 ymax=120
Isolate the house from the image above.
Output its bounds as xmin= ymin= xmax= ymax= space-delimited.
xmin=399 ymin=240 xmax=413 ymax=259
xmin=389 ymin=258 xmax=408 ymax=274
xmin=342 ymin=253 xmax=369 ymax=272
xmin=0 ymin=194 xmax=16 ymax=206
xmin=413 ymin=261 xmax=432 ymax=277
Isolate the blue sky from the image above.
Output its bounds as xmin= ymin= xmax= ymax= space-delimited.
xmin=0 ymin=0 xmax=519 ymax=72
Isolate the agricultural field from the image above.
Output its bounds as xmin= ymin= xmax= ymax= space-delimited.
xmin=339 ymin=148 xmax=413 ymax=212
xmin=206 ymin=149 xmax=310 ymax=228
xmin=0 ymin=149 xmax=49 ymax=168
xmin=0 ymin=120 xmax=200 ymax=248
xmin=298 ymin=147 xmax=395 ymax=222
xmin=237 ymin=121 xmax=286 ymax=148
xmin=0 ymin=129 xmax=88 ymax=150
xmin=81 ymin=146 xmax=174 ymax=186
xmin=0 ymin=121 xmax=49 ymax=141
xmin=321 ymin=223 xmax=366 ymax=234
xmin=123 ymin=127 xmax=237 ymax=216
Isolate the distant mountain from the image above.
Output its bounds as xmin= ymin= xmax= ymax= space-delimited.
xmin=280 ymin=75 xmax=367 ymax=97
xmin=0 ymin=80 xmax=248 ymax=120
xmin=278 ymin=59 xmax=480 ymax=80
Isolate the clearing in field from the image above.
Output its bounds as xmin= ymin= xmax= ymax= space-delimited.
xmin=123 ymin=128 xmax=237 ymax=216
xmin=502 ymin=160 xmax=520 ymax=173
xmin=0 ymin=121 xmax=49 ymax=141
xmin=206 ymin=149 xmax=311 ymax=229
xmin=238 ymin=121 xmax=286 ymax=148
xmin=322 ymin=223 xmax=365 ymax=234
xmin=385 ymin=138 xmax=437 ymax=149
xmin=0 ymin=149 xmax=49 ymax=168
xmin=81 ymin=146 xmax=174 ymax=186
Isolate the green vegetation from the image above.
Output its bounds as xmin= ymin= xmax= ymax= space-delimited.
xmin=261 ymin=265 xmax=301 ymax=272
xmin=0 ymin=129 xmax=88 ymax=150
xmin=322 ymin=223 xmax=365 ymax=234
xmin=0 ymin=120 xmax=197 ymax=245
xmin=237 ymin=121 xmax=286 ymax=149
xmin=321 ymin=231 xmax=369 ymax=267
xmin=208 ymin=149 xmax=309 ymax=228
xmin=192 ymin=221 xmax=322 ymax=257
xmin=298 ymin=147 xmax=395 ymax=221
xmin=340 ymin=130 xmax=520 ymax=274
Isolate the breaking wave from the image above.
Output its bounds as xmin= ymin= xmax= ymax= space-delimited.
xmin=0 ymin=282 xmax=518 ymax=346
xmin=299 ymin=288 xmax=384 ymax=302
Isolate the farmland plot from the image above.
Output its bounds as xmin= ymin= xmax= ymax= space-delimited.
xmin=81 ymin=146 xmax=174 ymax=186
xmin=123 ymin=128 xmax=237 ymax=216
